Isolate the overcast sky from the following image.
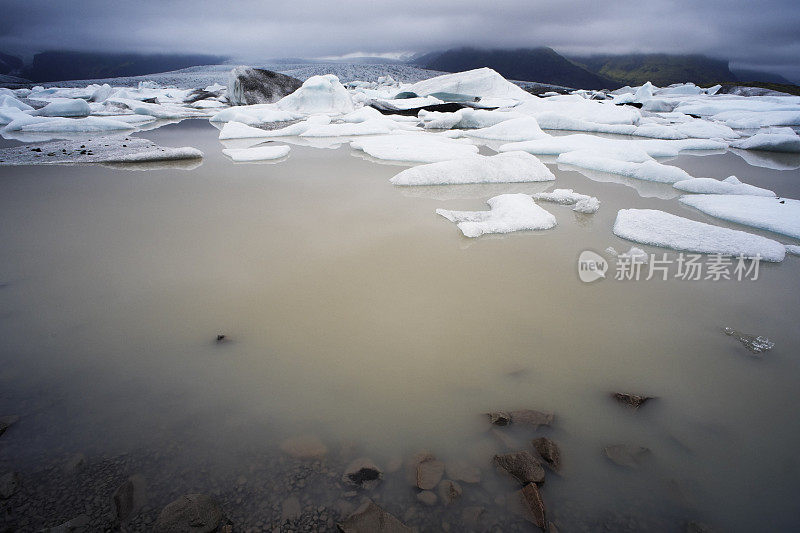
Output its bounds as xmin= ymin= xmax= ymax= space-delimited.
xmin=2 ymin=0 xmax=799 ymax=81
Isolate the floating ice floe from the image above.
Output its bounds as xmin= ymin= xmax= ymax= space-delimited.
xmin=0 ymin=95 xmax=34 ymax=112
xmin=500 ymin=133 xmax=727 ymax=158
xmin=711 ymin=110 xmax=800 ymax=129
xmin=730 ymin=132 xmax=800 ymax=153
xmin=786 ymin=245 xmax=800 ymax=256
xmin=420 ymin=108 xmax=524 ymax=130
xmin=679 ymin=195 xmax=800 ymax=239
xmin=0 ymin=138 xmax=203 ymax=166
xmin=404 ymin=67 xmax=533 ymax=101
xmin=673 ymin=176 xmax=775 ymax=197
xmin=557 ymin=149 xmax=693 ymax=184
xmin=276 ymin=74 xmax=355 ymax=115
xmin=531 ymin=188 xmax=600 ymax=213
xmin=32 ymin=98 xmax=91 ymax=117
xmin=300 ymin=118 xmax=414 ymax=137
xmin=613 ymin=209 xmax=786 ymax=262
xmin=350 ymin=133 xmax=479 ymax=163
xmin=209 ymin=105 xmax=303 ymax=125
xmin=389 ymin=151 xmax=554 ymax=186
xmin=460 ymin=116 xmax=549 ymax=141
xmin=222 ymin=145 xmax=290 ymax=162
xmin=217 ymin=116 xmax=330 ymax=140
xmin=106 ymin=97 xmax=204 ymax=119
xmin=436 ymin=193 xmax=557 ymax=237
xmin=3 ymin=115 xmax=137 ymax=133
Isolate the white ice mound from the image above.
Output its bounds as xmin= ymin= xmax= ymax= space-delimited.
xmin=673 ymin=176 xmax=775 ymax=197
xmin=210 ymin=104 xmax=303 ymax=125
xmin=389 ymin=151 xmax=554 ymax=186
xmin=3 ymin=115 xmax=136 ymax=133
xmin=0 ymin=95 xmax=34 ymax=112
xmin=222 ymin=145 xmax=290 ymax=162
xmin=557 ymin=149 xmax=693 ymax=183
xmin=350 ymin=133 xmax=479 ymax=163
xmin=464 ymin=116 xmax=549 ymax=141
xmin=421 ymin=109 xmax=524 ymax=130
xmin=532 ymin=189 xmax=600 ymax=213
xmin=32 ymin=98 xmax=90 ymax=117
xmin=405 ymin=67 xmax=532 ymax=101
xmin=300 ymin=118 xmax=411 ymax=137
xmin=218 ymin=116 xmax=330 ymax=140
xmin=730 ymin=132 xmax=800 ymax=153
xmin=277 ymin=74 xmax=355 ymax=115
xmin=500 ymin=133 xmax=727 ymax=157
xmin=613 ymin=209 xmax=785 ymax=262
xmin=436 ymin=193 xmax=557 ymax=237
xmin=679 ymin=194 xmax=800 ymax=239
xmin=786 ymin=245 xmax=800 ymax=256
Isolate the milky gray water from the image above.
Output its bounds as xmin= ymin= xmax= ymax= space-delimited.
xmin=1 ymin=120 xmax=799 ymax=531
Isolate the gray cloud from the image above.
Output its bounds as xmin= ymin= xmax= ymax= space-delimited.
xmin=1 ymin=0 xmax=799 ymax=81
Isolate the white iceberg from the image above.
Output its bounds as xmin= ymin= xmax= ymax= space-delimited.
xmin=209 ymin=104 xmax=303 ymax=125
xmin=532 ymin=188 xmax=600 ymax=213
xmin=404 ymin=67 xmax=532 ymax=101
xmin=613 ymin=209 xmax=785 ymax=262
xmin=679 ymin=194 xmax=800 ymax=239
xmin=463 ymin=116 xmax=549 ymax=141
xmin=33 ymin=98 xmax=91 ymax=117
xmin=222 ymin=145 xmax=290 ymax=162
xmin=3 ymin=115 xmax=136 ymax=133
xmin=277 ymin=74 xmax=355 ymax=115
xmin=350 ymin=133 xmax=479 ymax=163
xmin=730 ymin=132 xmax=800 ymax=153
xmin=786 ymin=245 xmax=800 ymax=256
xmin=557 ymin=149 xmax=693 ymax=183
xmin=389 ymin=151 xmax=554 ymax=186
xmin=436 ymin=193 xmax=557 ymax=237
xmin=300 ymin=118 xmax=411 ymax=137
xmin=673 ymin=176 xmax=775 ymax=197
xmin=500 ymin=133 xmax=726 ymax=158
xmin=0 ymin=95 xmax=34 ymax=112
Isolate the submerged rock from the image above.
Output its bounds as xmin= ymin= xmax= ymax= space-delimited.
xmin=509 ymin=483 xmax=547 ymax=530
xmin=0 ymin=471 xmax=20 ymax=499
xmin=724 ymin=327 xmax=775 ymax=354
xmin=437 ymin=479 xmax=463 ymax=506
xmin=153 ymin=494 xmax=221 ymax=533
xmin=342 ymin=457 xmax=383 ymax=490
xmin=338 ymin=500 xmax=412 ymax=533
xmin=611 ymin=392 xmax=654 ymax=410
xmin=603 ymin=445 xmax=651 ymax=468
xmin=416 ymin=490 xmax=438 ymax=506
xmin=280 ymin=434 xmax=328 ymax=459
xmin=461 ymin=506 xmax=488 ymax=531
xmin=112 ymin=474 xmax=146 ymax=522
xmin=227 ymin=66 xmax=302 ymax=106
xmin=493 ymin=451 xmax=545 ymax=484
xmin=510 ymin=410 xmax=555 ymax=429
xmin=445 ymin=459 xmax=481 ymax=484
xmin=408 ymin=452 xmax=445 ymax=490
xmin=281 ymin=496 xmax=302 ymax=522
xmin=487 ymin=411 xmax=511 ymax=426
xmin=531 ymin=437 xmax=561 ymax=473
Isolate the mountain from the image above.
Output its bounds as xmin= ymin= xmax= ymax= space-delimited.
xmin=730 ymin=68 xmax=793 ymax=85
xmin=413 ymin=47 xmax=619 ymax=89
xmin=21 ymin=51 xmax=227 ymax=83
xmin=0 ymin=52 xmax=23 ymax=75
xmin=570 ymin=54 xmax=735 ymax=86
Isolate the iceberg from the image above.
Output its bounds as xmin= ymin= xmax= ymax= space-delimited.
xmin=300 ymin=118 xmax=411 ymax=137
xmin=227 ymin=66 xmax=302 ymax=105
xmin=389 ymin=151 xmax=554 ymax=186
xmin=217 ymin=116 xmax=329 ymax=140
xmin=421 ymin=108 xmax=524 ymax=130
xmin=33 ymin=98 xmax=91 ymax=117
xmin=350 ymin=133 xmax=479 ymax=163
xmin=673 ymin=176 xmax=775 ymax=197
xmin=532 ymin=189 xmax=600 ymax=213
xmin=679 ymin=194 xmax=800 ymax=239
xmin=0 ymin=95 xmax=34 ymax=112
xmin=3 ymin=115 xmax=136 ymax=133
xmin=209 ymin=104 xmax=303 ymax=125
xmin=557 ymin=150 xmax=693 ymax=183
xmin=276 ymin=74 xmax=355 ymax=115
xmin=436 ymin=193 xmax=557 ymax=237
xmin=499 ymin=133 xmax=726 ymax=157
xmin=613 ymin=209 xmax=785 ymax=262
xmin=405 ymin=68 xmax=532 ymax=101
xmin=462 ymin=116 xmax=549 ymax=141
xmin=730 ymin=132 xmax=800 ymax=153
xmin=222 ymin=145 xmax=290 ymax=162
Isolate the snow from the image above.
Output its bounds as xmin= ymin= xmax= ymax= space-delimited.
xmin=679 ymin=194 xmax=800 ymax=239
xmin=404 ymin=68 xmax=533 ymax=101
xmin=613 ymin=209 xmax=786 ymax=262
xmin=557 ymin=149 xmax=693 ymax=183
xmin=730 ymin=132 xmax=800 ymax=153
xmin=222 ymin=145 xmax=290 ymax=162
xmin=436 ymin=193 xmax=557 ymax=237
xmin=389 ymin=151 xmax=555 ymax=186
xmin=350 ymin=133 xmax=479 ymax=163
xmin=673 ymin=176 xmax=775 ymax=197
xmin=276 ymin=74 xmax=355 ymax=115
xmin=532 ymin=189 xmax=600 ymax=213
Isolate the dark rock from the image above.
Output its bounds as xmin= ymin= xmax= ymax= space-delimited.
xmin=227 ymin=66 xmax=302 ymax=105
xmin=215 ymin=334 xmax=227 ymax=343
xmin=414 ymin=454 xmax=445 ymax=490
xmin=342 ymin=458 xmax=382 ymax=490
xmin=531 ymin=437 xmax=561 ymax=472
xmin=0 ymin=471 xmax=20 ymax=499
xmin=487 ymin=411 xmax=511 ymax=426
xmin=338 ymin=500 xmax=412 ymax=533
xmin=510 ymin=409 xmax=554 ymax=429
xmin=603 ymin=445 xmax=651 ymax=468
xmin=437 ymin=479 xmax=463 ymax=506
xmin=616 ymin=102 xmax=644 ymax=108
xmin=493 ymin=451 xmax=545 ymax=484
xmin=112 ymin=474 xmax=146 ymax=522
xmin=153 ymin=493 xmax=221 ymax=533
xmin=509 ymin=483 xmax=546 ymax=530
xmin=0 ymin=415 xmax=19 ymax=437
xmin=611 ymin=392 xmax=654 ymax=410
